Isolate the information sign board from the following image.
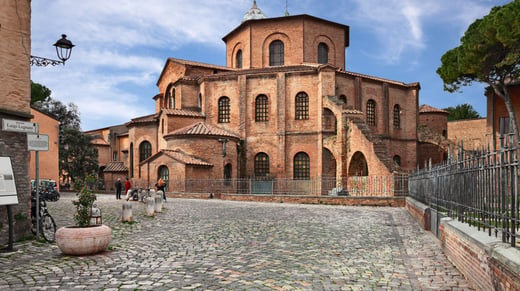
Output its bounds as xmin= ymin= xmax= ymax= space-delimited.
xmin=0 ymin=157 xmax=18 ymax=205
xmin=27 ymin=133 xmax=49 ymax=151
xmin=2 ymin=119 xmax=38 ymax=133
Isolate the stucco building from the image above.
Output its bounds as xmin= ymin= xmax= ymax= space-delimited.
xmin=89 ymin=2 xmax=421 ymax=194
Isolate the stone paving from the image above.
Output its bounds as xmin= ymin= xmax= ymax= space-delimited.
xmin=0 ymin=192 xmax=475 ymax=290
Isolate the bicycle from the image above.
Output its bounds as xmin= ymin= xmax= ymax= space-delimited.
xmin=31 ymin=195 xmax=57 ymax=242
xmin=139 ymin=187 xmax=152 ymax=203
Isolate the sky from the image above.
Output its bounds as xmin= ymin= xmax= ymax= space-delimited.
xmin=30 ymin=0 xmax=512 ymax=131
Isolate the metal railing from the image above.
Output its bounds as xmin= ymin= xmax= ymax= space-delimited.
xmin=409 ymin=133 xmax=519 ymax=247
xmin=164 ymin=174 xmax=408 ymax=197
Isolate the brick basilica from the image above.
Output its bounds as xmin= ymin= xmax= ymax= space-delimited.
xmin=87 ymin=1 xmax=428 ymax=193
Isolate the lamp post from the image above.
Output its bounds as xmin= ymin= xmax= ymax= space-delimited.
xmin=30 ymin=34 xmax=75 ymax=66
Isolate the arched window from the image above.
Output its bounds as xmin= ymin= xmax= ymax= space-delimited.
xmin=318 ymin=42 xmax=329 ymax=64
xmin=295 ymin=92 xmax=309 ymax=120
xmin=158 ymin=165 xmax=169 ymax=192
xmin=236 ymin=49 xmax=243 ymax=69
xmin=169 ymin=87 xmax=175 ymax=109
xmin=224 ymin=163 xmax=232 ymax=185
xmin=293 ymin=152 xmax=310 ymax=180
xmin=269 ymin=40 xmax=284 ymax=66
xmin=198 ymin=93 xmax=202 ymax=110
xmin=393 ymin=104 xmax=401 ymax=129
xmin=218 ymin=96 xmax=230 ymax=123
xmin=254 ymin=153 xmax=270 ymax=177
xmin=393 ymin=155 xmax=401 ymax=167
xmin=339 ymin=95 xmax=347 ymax=104
xmin=255 ymin=95 xmax=268 ymax=121
xmin=366 ymin=99 xmax=376 ymax=127
xmin=139 ymin=141 xmax=152 ymax=162
xmin=161 ymin=119 xmax=164 ymax=134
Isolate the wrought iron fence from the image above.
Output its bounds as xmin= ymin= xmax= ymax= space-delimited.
xmin=165 ymin=174 xmax=408 ymax=197
xmin=409 ymin=133 xmax=519 ymax=247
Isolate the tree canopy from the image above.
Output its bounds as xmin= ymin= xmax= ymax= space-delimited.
xmin=443 ymin=104 xmax=481 ymax=121
xmin=437 ymin=0 xmax=520 ymax=141
xmin=30 ymin=81 xmax=52 ymax=104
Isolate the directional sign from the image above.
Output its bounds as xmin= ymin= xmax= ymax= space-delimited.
xmin=2 ymin=119 xmax=38 ymax=133
xmin=27 ymin=133 xmax=49 ymax=151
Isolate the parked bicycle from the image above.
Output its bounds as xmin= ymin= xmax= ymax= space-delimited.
xmin=139 ymin=187 xmax=152 ymax=203
xmin=31 ymin=194 xmax=57 ymax=242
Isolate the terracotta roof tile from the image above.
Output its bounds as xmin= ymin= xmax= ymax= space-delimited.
xmin=161 ymin=108 xmax=205 ymax=117
xmin=165 ymin=122 xmax=240 ymax=139
xmin=419 ymin=104 xmax=448 ymax=114
xmin=91 ymin=137 xmax=109 ymax=146
xmin=126 ymin=113 xmax=159 ymax=126
xmin=162 ymin=149 xmax=213 ymax=166
xmin=104 ymin=162 xmax=128 ymax=172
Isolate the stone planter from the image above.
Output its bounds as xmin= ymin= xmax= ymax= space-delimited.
xmin=55 ymin=224 xmax=112 ymax=256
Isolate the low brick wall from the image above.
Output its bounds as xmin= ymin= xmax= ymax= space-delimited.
xmin=168 ymin=192 xmax=405 ymax=207
xmin=405 ymin=197 xmax=430 ymax=231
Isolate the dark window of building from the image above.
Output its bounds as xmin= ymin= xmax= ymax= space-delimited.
xmin=161 ymin=119 xmax=164 ymax=134
xmin=318 ymin=42 xmax=329 ymax=64
xmin=339 ymin=95 xmax=347 ymax=104
xmin=499 ymin=116 xmax=510 ymax=135
xmin=236 ymin=50 xmax=243 ymax=68
xmin=198 ymin=93 xmax=202 ymax=110
xmin=130 ymin=143 xmax=134 ymax=178
xmin=139 ymin=141 xmax=152 ymax=162
xmin=269 ymin=40 xmax=284 ymax=66
xmin=294 ymin=152 xmax=310 ymax=180
xmin=442 ymin=129 xmax=447 ymax=137
xmin=254 ymin=153 xmax=270 ymax=177
xmin=224 ymin=163 xmax=232 ymax=185
xmin=218 ymin=96 xmax=230 ymax=123
xmin=255 ymin=95 xmax=268 ymax=121
xmin=393 ymin=155 xmax=401 ymax=166
xmin=393 ymin=104 xmax=401 ymax=129
xmin=295 ymin=92 xmax=309 ymax=120
xmin=112 ymin=151 xmax=117 ymax=161
xmin=158 ymin=165 xmax=169 ymax=192
xmin=366 ymin=99 xmax=376 ymax=127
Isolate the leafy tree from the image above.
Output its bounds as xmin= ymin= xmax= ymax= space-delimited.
xmin=32 ymin=96 xmax=81 ymax=130
xmin=30 ymin=81 xmax=52 ymax=104
xmin=443 ymin=104 xmax=481 ymax=121
xmin=437 ymin=0 xmax=520 ymax=142
xmin=60 ymin=127 xmax=99 ymax=186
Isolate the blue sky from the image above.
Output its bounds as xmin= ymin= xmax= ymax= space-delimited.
xmin=30 ymin=0 xmax=511 ymax=131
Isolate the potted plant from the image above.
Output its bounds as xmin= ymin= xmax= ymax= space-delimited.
xmin=55 ymin=174 xmax=111 ymax=256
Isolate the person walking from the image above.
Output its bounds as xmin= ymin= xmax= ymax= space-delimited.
xmin=157 ymin=178 xmax=166 ymax=202
xmin=115 ymin=178 xmax=122 ymax=200
xmin=124 ymin=177 xmax=132 ymax=200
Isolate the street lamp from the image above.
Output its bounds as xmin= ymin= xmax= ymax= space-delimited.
xmin=30 ymin=34 xmax=75 ymax=66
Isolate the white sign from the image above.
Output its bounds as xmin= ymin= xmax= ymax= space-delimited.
xmin=0 ymin=157 xmax=18 ymax=205
xmin=2 ymin=119 xmax=38 ymax=133
xmin=27 ymin=133 xmax=49 ymax=151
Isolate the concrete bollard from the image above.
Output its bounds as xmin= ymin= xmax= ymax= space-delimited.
xmin=145 ymin=196 xmax=155 ymax=216
xmin=154 ymin=193 xmax=163 ymax=213
xmin=122 ymin=202 xmax=133 ymax=222
xmin=156 ymin=190 xmax=164 ymax=209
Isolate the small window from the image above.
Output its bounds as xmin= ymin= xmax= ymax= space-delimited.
xmin=255 ymin=95 xmax=269 ymax=121
xmin=339 ymin=95 xmax=347 ymax=104
xmin=366 ymin=99 xmax=376 ymax=127
xmin=294 ymin=152 xmax=310 ymax=180
xmin=198 ymin=93 xmax=202 ymax=109
xmin=236 ymin=50 xmax=243 ymax=69
xmin=393 ymin=155 xmax=401 ymax=166
xmin=218 ymin=96 xmax=230 ymax=123
xmin=295 ymin=92 xmax=309 ymax=120
xmin=254 ymin=153 xmax=270 ymax=177
xmin=139 ymin=141 xmax=152 ymax=162
xmin=393 ymin=104 xmax=401 ymax=129
xmin=318 ymin=42 xmax=329 ymax=64
xmin=112 ymin=151 xmax=117 ymax=161
xmin=269 ymin=40 xmax=284 ymax=66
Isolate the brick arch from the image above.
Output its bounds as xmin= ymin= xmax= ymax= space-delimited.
xmin=312 ymin=35 xmax=336 ymax=65
xmin=322 ymin=147 xmax=336 ymax=178
xmin=262 ymin=32 xmax=291 ymax=67
xmin=231 ymin=42 xmax=243 ymax=68
xmin=349 ymin=151 xmax=368 ymax=176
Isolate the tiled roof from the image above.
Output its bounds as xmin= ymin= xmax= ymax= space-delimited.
xmin=91 ymin=137 xmax=109 ymax=146
xmin=161 ymin=108 xmax=205 ymax=117
xmin=338 ymin=69 xmax=420 ymax=88
xmin=419 ymin=104 xmax=448 ymax=114
xmin=167 ymin=57 xmax=233 ymax=72
xmin=104 ymin=162 xmax=128 ymax=173
xmin=165 ymin=122 xmax=240 ymax=139
xmin=162 ymin=149 xmax=213 ymax=167
xmin=125 ymin=113 xmax=159 ymax=126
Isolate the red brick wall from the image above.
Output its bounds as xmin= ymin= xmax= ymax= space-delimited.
xmin=447 ymin=119 xmax=488 ymax=150
xmin=418 ymin=142 xmax=445 ymax=168
xmin=419 ymin=112 xmax=448 ymax=136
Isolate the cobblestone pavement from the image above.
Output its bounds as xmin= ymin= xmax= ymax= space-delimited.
xmin=0 ymin=192 xmax=474 ymax=290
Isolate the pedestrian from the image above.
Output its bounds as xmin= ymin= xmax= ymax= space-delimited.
xmin=124 ymin=177 xmax=132 ymax=201
xmin=157 ymin=178 xmax=166 ymax=202
xmin=115 ymin=178 xmax=122 ymax=200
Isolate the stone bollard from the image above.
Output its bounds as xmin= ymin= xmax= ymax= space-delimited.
xmin=122 ymin=202 xmax=133 ymax=222
xmin=145 ymin=196 xmax=155 ymax=216
xmin=154 ymin=193 xmax=163 ymax=213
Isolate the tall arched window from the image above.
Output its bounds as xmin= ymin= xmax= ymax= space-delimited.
xmin=366 ymin=99 xmax=376 ymax=127
xmin=255 ymin=95 xmax=268 ymax=121
xmin=218 ymin=96 xmax=230 ymax=123
xmin=130 ymin=143 xmax=134 ymax=178
xmin=169 ymin=87 xmax=175 ymax=109
xmin=198 ymin=93 xmax=202 ymax=110
xmin=254 ymin=153 xmax=270 ymax=177
xmin=236 ymin=49 xmax=243 ymax=68
xmin=318 ymin=42 xmax=329 ymax=64
xmin=224 ymin=163 xmax=232 ymax=185
xmin=393 ymin=104 xmax=401 ymax=129
xmin=294 ymin=152 xmax=310 ymax=180
xmin=158 ymin=165 xmax=169 ymax=191
xmin=139 ymin=141 xmax=152 ymax=162
xmin=295 ymin=92 xmax=309 ymax=120
xmin=269 ymin=40 xmax=284 ymax=66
